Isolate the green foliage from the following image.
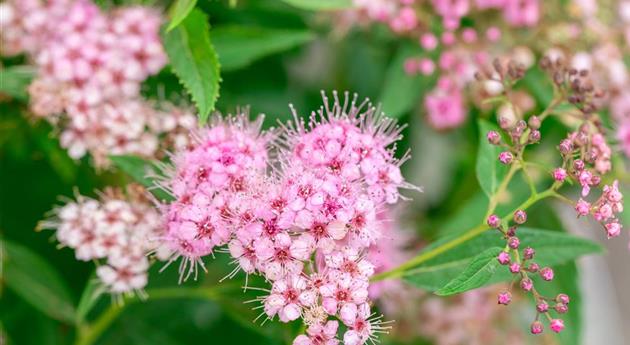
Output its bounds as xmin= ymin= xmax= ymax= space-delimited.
xmin=2 ymin=240 xmax=77 ymax=324
xmin=109 ymin=155 xmax=172 ymax=201
xmin=280 ymin=0 xmax=353 ymax=10
xmin=166 ymin=0 xmax=198 ymax=32
xmin=404 ymin=228 xmax=602 ymax=292
xmin=75 ymin=274 xmax=106 ymax=324
xmin=163 ymin=9 xmax=221 ymax=123
xmin=0 ymin=66 xmax=36 ymax=101
xmin=435 ymin=247 xmax=503 ymax=296
xmin=476 ymin=119 xmax=508 ymax=198
xmin=213 ymin=26 xmax=314 ymax=71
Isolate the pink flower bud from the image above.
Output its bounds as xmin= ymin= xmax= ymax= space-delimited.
xmin=550 ymin=319 xmax=565 ymax=333
xmin=530 ymin=321 xmax=544 ymax=334
xmin=605 ymin=221 xmax=622 ymax=238
xmin=513 ymin=210 xmax=527 ymax=224
xmin=573 ymin=159 xmax=585 ymax=171
xmin=509 ymin=262 xmax=521 ymax=273
xmin=556 ymin=293 xmax=570 ymax=304
xmin=520 ymin=278 xmax=533 ymax=291
xmin=528 ymin=262 xmax=540 ymax=272
xmin=523 ymin=247 xmax=535 ymax=260
xmin=420 ymin=33 xmax=438 ymax=51
xmin=418 ymin=58 xmax=435 ymax=75
xmin=559 ymin=139 xmax=573 ymax=155
xmin=508 ymin=236 xmax=520 ymax=249
xmin=552 ymin=168 xmax=567 ymax=182
xmin=536 ymin=301 xmax=549 ymax=313
xmin=575 ymin=198 xmax=591 ymax=216
xmin=529 ymin=130 xmax=541 ymax=143
xmin=498 ymin=291 xmax=512 ymax=305
xmin=507 ymin=226 xmax=517 ymax=236
xmin=487 ymin=130 xmax=501 ymax=145
xmin=487 ymin=214 xmax=501 ymax=228
xmin=497 ymin=251 xmax=511 ymax=265
xmin=540 ymin=267 xmax=554 ymax=281
xmin=554 ymin=303 xmax=568 ymax=314
xmin=461 ymin=28 xmax=477 ymax=43
xmin=528 ymin=116 xmax=541 ymax=129
xmin=441 ymin=31 xmax=456 ymax=45
xmin=499 ymin=151 xmax=513 ymax=164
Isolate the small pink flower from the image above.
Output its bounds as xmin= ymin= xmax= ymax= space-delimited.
xmin=552 ymin=168 xmax=567 ymax=182
xmin=520 ymin=278 xmax=533 ymax=291
xmin=419 ymin=33 xmax=438 ymax=51
xmin=540 ymin=267 xmax=554 ymax=281
xmin=508 ymin=236 xmax=520 ymax=249
xmin=509 ymin=262 xmax=521 ymax=273
xmin=605 ymin=222 xmax=622 ymax=238
xmin=550 ymin=319 xmax=565 ymax=333
xmin=575 ymin=199 xmax=591 ymax=216
xmin=498 ymin=151 xmax=513 ymax=164
xmin=497 ymin=251 xmax=510 ymax=265
xmin=497 ymin=291 xmax=512 ymax=305
xmin=485 ymin=26 xmax=501 ymax=42
xmin=536 ymin=301 xmax=549 ymax=313
xmin=556 ymin=294 xmax=570 ymax=304
xmin=530 ymin=321 xmax=544 ymax=335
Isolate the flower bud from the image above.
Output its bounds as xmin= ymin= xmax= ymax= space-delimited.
xmin=550 ymin=319 xmax=565 ymax=333
xmin=558 ymin=139 xmax=573 ymax=155
xmin=528 ymin=262 xmax=540 ymax=272
xmin=513 ymin=210 xmax=527 ymax=224
xmin=506 ymin=226 xmax=517 ymax=236
xmin=497 ymin=251 xmax=511 ymax=265
xmin=536 ymin=301 xmax=549 ymax=313
xmin=487 ymin=130 xmax=501 ymax=145
xmin=575 ymin=199 xmax=591 ymax=216
xmin=528 ymin=116 xmax=541 ymax=129
xmin=509 ymin=262 xmax=521 ymax=273
xmin=554 ymin=303 xmax=568 ymax=314
xmin=573 ymin=159 xmax=585 ymax=171
xmin=528 ymin=130 xmax=541 ymax=143
xmin=523 ymin=247 xmax=535 ymax=260
xmin=556 ymin=293 xmax=570 ymax=304
xmin=487 ymin=214 xmax=501 ymax=228
xmin=530 ymin=321 xmax=544 ymax=335
xmin=508 ymin=236 xmax=520 ymax=249
xmin=498 ymin=291 xmax=512 ymax=305
xmin=520 ymin=278 xmax=533 ymax=291
xmin=540 ymin=267 xmax=554 ymax=281
xmin=498 ymin=151 xmax=513 ymax=164
xmin=605 ymin=221 xmax=622 ymax=238
xmin=552 ymin=168 xmax=567 ymax=182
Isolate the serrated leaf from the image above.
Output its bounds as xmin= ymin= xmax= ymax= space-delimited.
xmin=212 ymin=26 xmax=314 ymax=71
xmin=435 ymin=247 xmax=502 ymax=296
xmin=404 ymin=228 xmax=602 ymax=292
xmin=0 ymin=66 xmax=36 ymax=101
xmin=163 ymin=9 xmax=220 ymax=123
xmin=166 ymin=0 xmax=197 ymax=32
xmin=476 ymin=119 xmax=508 ymax=198
xmin=109 ymin=155 xmax=173 ymax=202
xmin=281 ymin=0 xmax=352 ymax=10
xmin=379 ymin=43 xmax=437 ymax=118
xmin=2 ymin=239 xmax=76 ymax=324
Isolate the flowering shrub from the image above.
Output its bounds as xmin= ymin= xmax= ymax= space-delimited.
xmin=1 ymin=1 xmax=629 ymax=345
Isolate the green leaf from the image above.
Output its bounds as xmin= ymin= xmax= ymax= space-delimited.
xmin=519 ymin=66 xmax=553 ymax=106
xmin=75 ymin=273 xmax=106 ymax=324
xmin=163 ymin=9 xmax=220 ymax=123
xmin=2 ymin=239 xmax=76 ymax=324
xmin=109 ymin=155 xmax=173 ymax=202
xmin=0 ymin=66 xmax=36 ymax=101
xmin=212 ymin=26 xmax=314 ymax=72
xmin=435 ymin=247 xmax=502 ymax=296
xmin=379 ymin=43 xmax=437 ymax=118
xmin=475 ymin=119 xmax=508 ymax=198
xmin=405 ymin=228 xmax=602 ymax=292
xmin=166 ymin=0 xmax=197 ymax=32
xmin=280 ymin=0 xmax=352 ymax=10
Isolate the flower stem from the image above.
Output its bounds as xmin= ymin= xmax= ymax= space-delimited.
xmin=370 ymin=187 xmax=557 ymax=283
xmin=74 ymin=286 xmax=227 ymax=345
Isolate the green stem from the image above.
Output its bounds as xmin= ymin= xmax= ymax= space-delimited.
xmin=485 ymin=163 xmax=520 ymax=219
xmin=74 ymin=286 xmax=227 ymax=345
xmin=371 ymin=187 xmax=557 ymax=283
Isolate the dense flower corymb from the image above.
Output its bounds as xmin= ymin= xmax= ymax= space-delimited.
xmin=157 ymin=93 xmax=420 ymax=344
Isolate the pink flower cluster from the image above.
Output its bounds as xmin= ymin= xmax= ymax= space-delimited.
xmin=157 ymin=93 xmax=419 ymax=344
xmin=488 ymin=211 xmax=569 ymax=335
xmin=40 ymin=187 xmax=169 ymax=298
xmin=0 ymin=0 xmax=194 ymax=167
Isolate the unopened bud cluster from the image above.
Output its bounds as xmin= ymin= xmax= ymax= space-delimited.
xmin=487 ymin=211 xmax=568 ymax=335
